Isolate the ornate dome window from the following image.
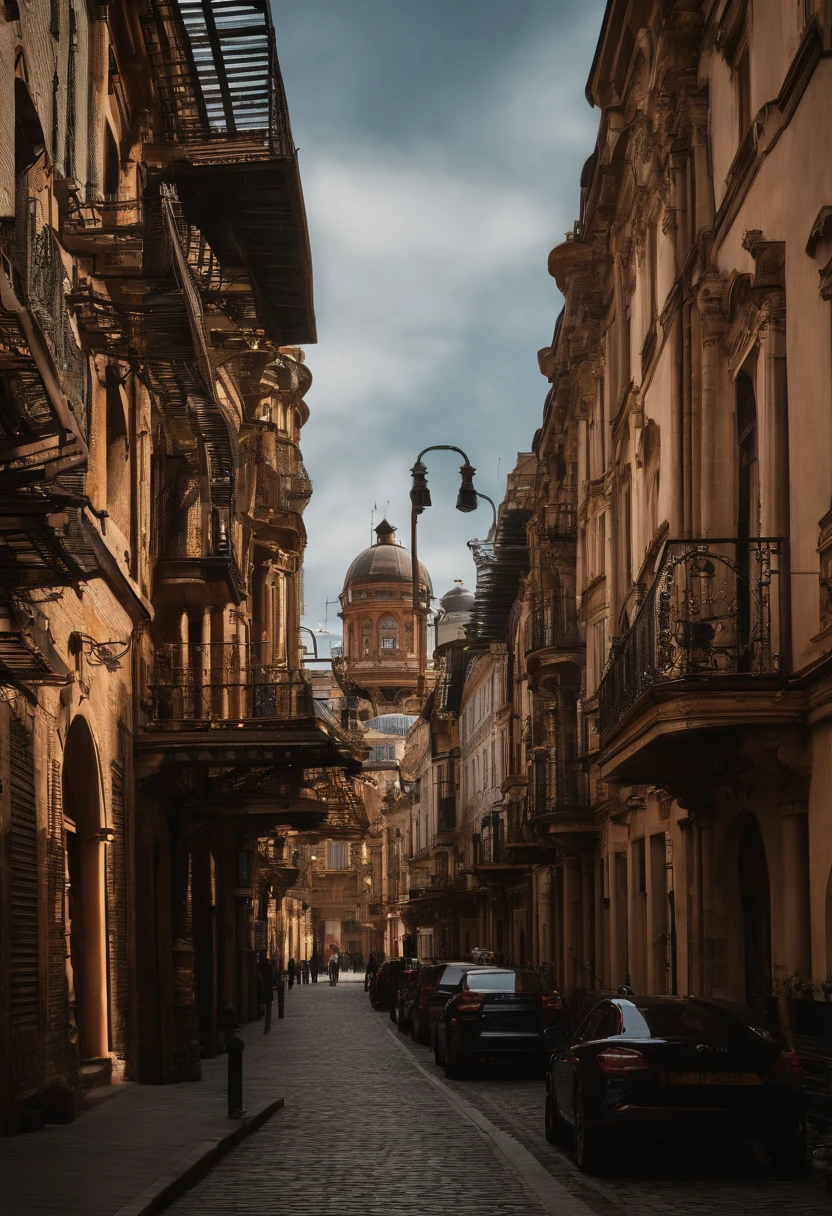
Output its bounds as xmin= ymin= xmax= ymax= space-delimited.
xmin=362 ymin=621 xmax=371 ymax=655
xmin=379 ymin=615 xmax=399 ymax=651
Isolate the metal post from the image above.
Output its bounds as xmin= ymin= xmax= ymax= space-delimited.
xmin=411 ymin=503 xmax=422 ymax=687
xmin=227 ymin=1033 xmax=245 ymax=1117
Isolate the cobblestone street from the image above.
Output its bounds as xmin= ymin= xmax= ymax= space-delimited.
xmin=167 ymin=979 xmax=831 ymax=1216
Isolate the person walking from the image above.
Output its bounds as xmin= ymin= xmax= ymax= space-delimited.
xmin=287 ymin=957 xmax=296 ymax=989
xmin=301 ymin=959 xmax=310 ymax=985
xmin=310 ymin=957 xmax=318 ymax=983
xmin=328 ymin=952 xmax=340 ymax=986
xmin=364 ymin=951 xmax=378 ymax=992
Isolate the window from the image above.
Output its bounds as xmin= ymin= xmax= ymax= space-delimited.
xmin=326 ymin=841 xmax=350 ymax=870
xmin=374 ymin=589 xmax=396 ymax=599
xmin=369 ymin=744 xmax=395 ymax=762
xmin=362 ymin=621 xmax=371 ymax=655
xmin=379 ymin=615 xmax=398 ymax=651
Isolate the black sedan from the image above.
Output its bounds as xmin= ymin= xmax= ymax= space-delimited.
xmin=398 ymin=962 xmax=475 ymax=1042
xmin=370 ymin=957 xmax=420 ymax=1013
xmin=545 ymin=996 xmax=807 ymax=1175
xmin=434 ymin=968 xmax=569 ymax=1077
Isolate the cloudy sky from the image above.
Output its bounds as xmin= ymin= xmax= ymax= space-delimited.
xmin=275 ymin=1 xmax=606 ymax=648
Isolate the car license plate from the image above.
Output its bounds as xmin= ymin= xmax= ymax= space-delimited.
xmin=665 ymin=1071 xmax=761 ymax=1086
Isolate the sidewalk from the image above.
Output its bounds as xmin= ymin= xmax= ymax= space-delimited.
xmin=0 ymin=998 xmax=295 ymax=1216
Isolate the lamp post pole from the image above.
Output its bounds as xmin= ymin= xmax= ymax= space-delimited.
xmin=408 ymin=444 xmax=491 ymax=689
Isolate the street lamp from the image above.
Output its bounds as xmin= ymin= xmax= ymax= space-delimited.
xmin=407 ymin=445 xmax=495 ymax=682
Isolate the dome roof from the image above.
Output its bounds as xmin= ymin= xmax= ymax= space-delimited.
xmin=342 ymin=520 xmax=431 ymax=593
xmin=438 ymin=584 xmax=474 ymax=615
xmin=363 ymin=714 xmax=417 ymax=736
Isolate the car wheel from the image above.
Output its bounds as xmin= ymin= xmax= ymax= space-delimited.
xmin=434 ymin=1029 xmax=444 ymax=1066
xmin=574 ymin=1089 xmax=605 ymax=1174
xmin=545 ymin=1095 xmax=572 ymax=1146
xmin=769 ymin=1136 xmax=807 ymax=1176
xmin=389 ymin=1001 xmax=397 ymax=1023
xmin=410 ymin=1013 xmax=418 ymax=1041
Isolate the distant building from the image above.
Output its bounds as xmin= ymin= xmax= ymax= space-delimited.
xmin=335 ymin=519 xmax=433 ymax=717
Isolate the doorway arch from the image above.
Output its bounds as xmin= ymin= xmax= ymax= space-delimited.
xmin=63 ymin=716 xmax=108 ymax=1060
xmin=738 ymin=817 xmax=771 ymax=1009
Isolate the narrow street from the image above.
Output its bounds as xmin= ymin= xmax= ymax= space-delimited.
xmin=167 ymin=979 xmax=830 ymax=1216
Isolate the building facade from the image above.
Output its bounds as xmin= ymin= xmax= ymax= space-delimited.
xmin=0 ymin=0 xmax=362 ymax=1133
xmin=335 ymin=519 xmax=432 ymax=719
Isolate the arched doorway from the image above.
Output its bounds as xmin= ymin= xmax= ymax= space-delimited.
xmin=738 ymin=818 xmax=771 ymax=1010
xmin=63 ymin=717 xmax=108 ymax=1061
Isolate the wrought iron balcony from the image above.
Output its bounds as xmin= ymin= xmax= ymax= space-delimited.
xmin=148 ymin=643 xmax=312 ymax=724
xmin=527 ymin=754 xmax=590 ymax=825
xmin=527 ymin=594 xmax=582 ymax=654
xmin=597 ymin=538 xmax=786 ymax=745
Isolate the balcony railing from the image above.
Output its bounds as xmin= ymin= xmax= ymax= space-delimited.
xmin=598 ymin=538 xmax=785 ymax=744
xmin=528 ymin=755 xmax=588 ymax=819
xmin=148 ymin=643 xmax=312 ymax=723
xmin=527 ymin=594 xmax=582 ymax=653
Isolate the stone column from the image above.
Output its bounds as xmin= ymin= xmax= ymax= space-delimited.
xmin=581 ymin=856 xmax=594 ymax=988
xmin=87 ymin=5 xmax=109 ymax=203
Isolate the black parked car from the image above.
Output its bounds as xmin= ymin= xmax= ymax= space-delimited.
xmin=545 ymin=996 xmax=807 ymax=1175
xmin=370 ymin=957 xmax=420 ymax=1013
xmin=409 ymin=962 xmax=481 ymax=1045
xmin=434 ymin=968 xmax=569 ymax=1076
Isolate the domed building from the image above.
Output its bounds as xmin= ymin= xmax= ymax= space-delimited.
xmin=434 ymin=582 xmax=474 ymax=650
xmin=337 ymin=520 xmax=432 ymax=716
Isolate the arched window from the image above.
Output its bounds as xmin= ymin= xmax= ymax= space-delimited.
xmin=362 ymin=621 xmax=371 ymax=656
xmin=379 ymin=615 xmax=399 ymax=651
xmin=736 ymin=370 xmax=759 ymax=539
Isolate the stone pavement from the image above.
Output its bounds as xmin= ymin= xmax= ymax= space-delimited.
xmin=171 ymin=979 xmax=832 ymax=1216
xmin=166 ymin=976 xmax=584 ymax=1216
xmin=0 ymin=1003 xmax=288 ymax=1216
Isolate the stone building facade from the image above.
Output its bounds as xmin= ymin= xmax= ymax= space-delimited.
xmin=0 ymin=0 xmax=362 ymax=1133
xmin=387 ymin=6 xmax=832 ymax=1078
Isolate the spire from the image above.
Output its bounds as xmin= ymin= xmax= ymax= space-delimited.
xmin=374 ymin=519 xmax=396 ymax=545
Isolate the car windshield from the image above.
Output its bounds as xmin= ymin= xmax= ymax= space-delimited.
xmin=634 ymin=1000 xmax=770 ymax=1040
xmin=466 ymin=971 xmax=543 ymax=994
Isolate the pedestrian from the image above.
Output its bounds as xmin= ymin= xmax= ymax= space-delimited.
xmin=328 ymin=952 xmax=340 ymax=986
xmin=257 ymin=951 xmax=274 ymax=1034
xmin=302 ymin=959 xmax=310 ymax=984
xmin=287 ymin=957 xmax=296 ymax=989
xmin=310 ymin=957 xmax=318 ymax=983
xmin=364 ymin=951 xmax=378 ymax=991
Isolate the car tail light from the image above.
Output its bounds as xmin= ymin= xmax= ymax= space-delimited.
xmin=455 ymin=994 xmax=484 ymax=1014
xmin=541 ymin=994 xmax=564 ymax=1024
xmin=596 ymin=1046 xmax=650 ymax=1075
xmin=774 ymin=1049 xmax=803 ymax=1084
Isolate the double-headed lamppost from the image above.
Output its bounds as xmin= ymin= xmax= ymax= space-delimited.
xmin=408 ymin=445 xmax=496 ymax=687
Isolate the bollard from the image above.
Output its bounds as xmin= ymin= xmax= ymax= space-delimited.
xmin=276 ymin=979 xmax=285 ymax=1020
xmin=227 ymin=1033 xmax=245 ymax=1118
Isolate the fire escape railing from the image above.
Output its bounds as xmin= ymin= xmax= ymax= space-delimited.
xmin=148 ymin=642 xmax=312 ymax=722
xmin=597 ymin=538 xmax=786 ymax=744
